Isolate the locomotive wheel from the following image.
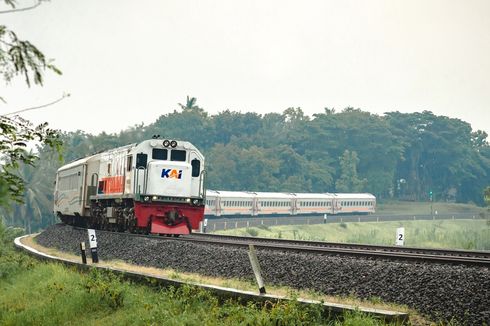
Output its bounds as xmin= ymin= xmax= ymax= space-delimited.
xmin=127 ymin=218 xmax=137 ymax=233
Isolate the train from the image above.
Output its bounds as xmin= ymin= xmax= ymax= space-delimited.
xmin=54 ymin=139 xmax=206 ymax=235
xmin=204 ymin=190 xmax=376 ymax=217
xmin=54 ymin=138 xmax=376 ymax=235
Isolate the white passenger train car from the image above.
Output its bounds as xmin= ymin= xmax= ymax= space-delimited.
xmin=204 ymin=190 xmax=375 ymax=217
xmin=332 ymin=193 xmax=376 ymax=214
xmin=205 ymin=190 xmax=256 ymax=217
xmin=292 ymin=193 xmax=335 ymax=215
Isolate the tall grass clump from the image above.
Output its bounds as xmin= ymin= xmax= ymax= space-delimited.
xmin=246 ymin=227 xmax=259 ymax=237
xmin=0 ymin=222 xmax=36 ymax=280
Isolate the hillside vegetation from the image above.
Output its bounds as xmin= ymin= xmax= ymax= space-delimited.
xmin=2 ymin=98 xmax=489 ymax=232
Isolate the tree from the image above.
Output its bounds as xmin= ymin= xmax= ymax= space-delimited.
xmin=0 ymin=1 xmax=62 ymax=213
xmin=484 ymin=186 xmax=490 ymax=207
xmin=335 ymin=150 xmax=367 ymax=192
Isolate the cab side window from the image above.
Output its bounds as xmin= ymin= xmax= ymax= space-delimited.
xmin=191 ymin=159 xmax=201 ymax=177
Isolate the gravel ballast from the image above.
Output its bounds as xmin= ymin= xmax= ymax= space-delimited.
xmin=35 ymin=224 xmax=490 ymax=325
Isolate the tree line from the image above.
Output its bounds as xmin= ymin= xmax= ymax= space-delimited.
xmin=2 ymin=97 xmax=489 ymax=231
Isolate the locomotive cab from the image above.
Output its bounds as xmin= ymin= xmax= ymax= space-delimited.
xmin=133 ymin=140 xmax=204 ymax=201
xmin=130 ymin=140 xmax=206 ymax=234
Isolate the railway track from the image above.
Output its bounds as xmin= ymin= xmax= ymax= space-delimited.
xmin=187 ymin=233 xmax=490 ymax=258
xmin=73 ymin=225 xmax=490 ymax=267
xmin=181 ymin=233 xmax=490 ymax=267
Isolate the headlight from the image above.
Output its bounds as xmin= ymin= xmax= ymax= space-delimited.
xmin=170 ymin=140 xmax=177 ymax=148
xmin=163 ymin=140 xmax=170 ymax=147
xmin=152 ymin=196 xmax=158 ymax=201
xmin=186 ymin=198 xmax=191 ymax=203
xmin=144 ymin=196 xmax=150 ymax=202
xmin=192 ymin=199 xmax=199 ymax=205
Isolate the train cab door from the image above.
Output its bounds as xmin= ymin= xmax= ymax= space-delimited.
xmin=134 ymin=152 xmax=148 ymax=196
xmin=124 ymin=154 xmax=133 ymax=194
xmin=83 ymin=161 xmax=99 ymax=216
xmin=189 ymin=151 xmax=204 ymax=198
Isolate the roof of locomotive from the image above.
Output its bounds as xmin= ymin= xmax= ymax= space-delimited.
xmin=140 ymin=139 xmax=201 ymax=153
xmin=57 ymin=138 xmax=202 ymax=173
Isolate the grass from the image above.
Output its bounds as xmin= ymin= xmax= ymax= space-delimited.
xmin=376 ymin=200 xmax=487 ymax=216
xmin=216 ymin=219 xmax=490 ymax=250
xmin=1 ymin=223 xmax=406 ymax=325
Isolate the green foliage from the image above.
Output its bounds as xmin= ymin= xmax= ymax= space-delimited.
xmin=0 ymin=247 xmax=388 ymax=325
xmin=256 ymin=224 xmax=271 ymax=231
xmin=246 ymin=228 xmax=259 ymax=237
xmin=82 ymin=269 xmax=126 ymax=309
xmin=0 ymin=116 xmax=62 ymax=207
xmin=0 ymin=25 xmax=61 ymax=90
xmin=1 ymin=4 xmax=63 ymax=218
xmin=336 ymin=150 xmax=367 ymax=192
xmin=484 ymin=186 xmax=490 ymax=206
xmin=0 ymin=221 xmax=36 ymax=280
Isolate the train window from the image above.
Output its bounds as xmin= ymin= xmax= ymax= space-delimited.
xmin=136 ymin=153 xmax=147 ymax=169
xmin=191 ymin=159 xmax=201 ymax=177
xmin=127 ymin=156 xmax=133 ymax=171
xmin=98 ymin=180 xmax=104 ymax=194
xmin=171 ymin=150 xmax=186 ymax=162
xmin=152 ymin=148 xmax=168 ymax=160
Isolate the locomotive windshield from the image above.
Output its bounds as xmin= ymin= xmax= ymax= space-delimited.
xmin=170 ymin=150 xmax=186 ymax=161
xmin=152 ymin=148 xmax=168 ymax=160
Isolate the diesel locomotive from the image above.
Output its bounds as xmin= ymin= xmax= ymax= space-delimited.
xmin=54 ymin=139 xmax=206 ymax=235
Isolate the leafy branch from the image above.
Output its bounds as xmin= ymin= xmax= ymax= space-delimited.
xmin=0 ymin=25 xmax=61 ymax=100
xmin=0 ymin=115 xmax=62 ymax=206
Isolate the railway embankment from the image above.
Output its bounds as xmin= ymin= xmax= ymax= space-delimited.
xmin=34 ymin=224 xmax=490 ymax=325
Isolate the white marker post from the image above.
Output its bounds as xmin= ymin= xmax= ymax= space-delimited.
xmin=248 ymin=244 xmax=266 ymax=294
xmin=87 ymin=229 xmax=99 ymax=263
xmin=395 ymin=227 xmax=405 ymax=246
xmin=203 ymin=218 xmax=208 ymax=233
xmin=323 ymin=214 xmax=327 ymax=224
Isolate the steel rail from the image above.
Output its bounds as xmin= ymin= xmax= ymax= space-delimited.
xmin=186 ymin=233 xmax=490 ymax=258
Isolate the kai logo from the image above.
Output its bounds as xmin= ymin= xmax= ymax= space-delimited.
xmin=161 ymin=169 xmax=183 ymax=179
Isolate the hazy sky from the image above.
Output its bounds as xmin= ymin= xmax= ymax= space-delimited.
xmin=1 ymin=0 xmax=489 ymax=135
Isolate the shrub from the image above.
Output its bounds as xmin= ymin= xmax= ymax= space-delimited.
xmin=257 ymin=224 xmax=270 ymax=231
xmin=246 ymin=228 xmax=259 ymax=237
xmin=0 ymin=222 xmax=36 ymax=280
xmin=82 ymin=269 xmax=126 ymax=309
